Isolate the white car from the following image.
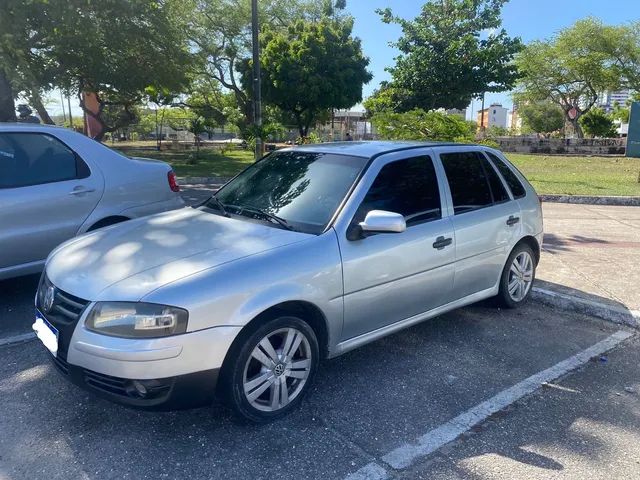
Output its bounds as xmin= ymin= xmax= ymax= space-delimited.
xmin=0 ymin=124 xmax=184 ymax=280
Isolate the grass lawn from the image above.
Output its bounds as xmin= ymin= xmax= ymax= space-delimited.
xmin=110 ymin=143 xmax=640 ymax=196
xmin=111 ymin=146 xmax=255 ymax=178
xmin=506 ymin=154 xmax=640 ymax=197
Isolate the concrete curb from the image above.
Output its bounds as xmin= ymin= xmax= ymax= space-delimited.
xmin=178 ymin=177 xmax=231 ymax=185
xmin=532 ymin=287 xmax=640 ymax=329
xmin=540 ymin=194 xmax=640 ymax=206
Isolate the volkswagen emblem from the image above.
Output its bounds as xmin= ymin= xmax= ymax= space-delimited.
xmin=273 ymin=363 xmax=285 ymax=377
xmin=43 ymin=285 xmax=56 ymax=313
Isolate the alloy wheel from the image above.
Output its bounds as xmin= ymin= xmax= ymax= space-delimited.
xmin=508 ymin=251 xmax=534 ymax=302
xmin=242 ymin=327 xmax=312 ymax=412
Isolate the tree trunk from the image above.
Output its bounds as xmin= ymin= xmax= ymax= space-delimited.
xmin=294 ymin=112 xmax=305 ymax=138
xmin=565 ymin=116 xmax=584 ymax=139
xmin=29 ymin=90 xmax=55 ymax=124
xmin=0 ymin=68 xmax=16 ymax=122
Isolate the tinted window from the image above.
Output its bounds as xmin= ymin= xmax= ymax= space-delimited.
xmin=441 ymin=152 xmax=494 ymax=214
xmin=479 ymin=155 xmax=510 ymax=203
xmin=355 ymin=156 xmax=441 ymax=226
xmin=214 ymin=151 xmax=367 ymax=234
xmin=0 ymin=133 xmax=80 ymax=188
xmin=486 ymin=152 xmax=526 ymax=198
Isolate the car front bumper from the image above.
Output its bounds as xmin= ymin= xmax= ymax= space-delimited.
xmin=57 ymin=322 xmax=242 ymax=410
xmin=35 ymin=289 xmax=242 ymax=410
xmin=49 ymin=350 xmax=220 ymax=410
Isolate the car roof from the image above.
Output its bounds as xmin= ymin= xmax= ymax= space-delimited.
xmin=282 ymin=141 xmax=484 ymax=158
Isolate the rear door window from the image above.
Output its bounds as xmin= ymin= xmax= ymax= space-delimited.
xmin=440 ymin=151 xmax=495 ymax=214
xmin=478 ymin=154 xmax=510 ymax=203
xmin=485 ymin=152 xmax=526 ymax=199
xmin=0 ymin=133 xmax=86 ymax=188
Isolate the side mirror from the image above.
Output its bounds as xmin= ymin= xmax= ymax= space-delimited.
xmin=359 ymin=210 xmax=406 ymax=234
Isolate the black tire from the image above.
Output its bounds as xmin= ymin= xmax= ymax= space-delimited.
xmin=496 ymin=243 xmax=536 ymax=309
xmin=219 ymin=314 xmax=319 ymax=423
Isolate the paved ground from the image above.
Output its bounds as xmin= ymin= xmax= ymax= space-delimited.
xmin=0 ymin=301 xmax=635 ymax=480
xmin=538 ymin=203 xmax=640 ymax=313
xmin=2 ymin=188 xmax=640 ymax=479
xmin=402 ymin=334 xmax=640 ymax=480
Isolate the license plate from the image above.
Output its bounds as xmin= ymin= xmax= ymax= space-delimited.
xmin=33 ymin=311 xmax=59 ymax=357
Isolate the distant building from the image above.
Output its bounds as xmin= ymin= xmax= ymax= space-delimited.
xmin=317 ymin=110 xmax=374 ymax=141
xmin=598 ymin=89 xmax=632 ymax=113
xmin=508 ymin=109 xmax=522 ymax=134
xmin=477 ymin=103 xmax=509 ymax=129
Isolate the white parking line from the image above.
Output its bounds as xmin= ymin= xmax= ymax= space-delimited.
xmin=342 ymin=329 xmax=633 ymax=478
xmin=344 ymin=462 xmax=389 ymax=480
xmin=381 ymin=330 xmax=633 ymax=470
xmin=0 ymin=332 xmax=36 ymax=347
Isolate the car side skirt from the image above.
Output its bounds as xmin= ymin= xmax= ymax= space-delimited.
xmin=331 ymin=285 xmax=499 ymax=358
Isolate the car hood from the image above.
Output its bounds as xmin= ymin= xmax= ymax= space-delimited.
xmin=46 ymin=207 xmax=310 ymax=301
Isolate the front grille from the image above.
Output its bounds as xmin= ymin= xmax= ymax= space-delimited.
xmin=37 ymin=274 xmax=89 ymax=325
xmin=84 ymin=370 xmax=129 ymax=396
xmin=83 ymin=369 xmax=172 ymax=400
xmin=37 ymin=274 xmax=90 ymax=358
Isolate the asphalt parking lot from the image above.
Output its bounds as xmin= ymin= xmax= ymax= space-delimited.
xmin=1 ymin=189 xmax=639 ymax=480
xmin=1 ymin=288 xmax=637 ymax=480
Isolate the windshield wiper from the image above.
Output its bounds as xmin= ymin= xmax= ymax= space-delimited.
xmin=204 ymin=196 xmax=230 ymax=217
xmin=226 ymin=204 xmax=294 ymax=231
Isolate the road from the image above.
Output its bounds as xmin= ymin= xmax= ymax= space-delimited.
xmin=1 ymin=187 xmax=638 ymax=480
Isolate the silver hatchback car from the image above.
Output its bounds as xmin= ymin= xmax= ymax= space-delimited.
xmin=0 ymin=124 xmax=184 ymax=280
xmin=34 ymin=141 xmax=543 ymax=421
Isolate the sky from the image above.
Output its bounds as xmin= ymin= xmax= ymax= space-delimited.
xmin=47 ymin=0 xmax=638 ymax=120
xmin=347 ymin=0 xmax=640 ymax=119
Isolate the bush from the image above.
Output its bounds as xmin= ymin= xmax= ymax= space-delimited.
xmin=370 ymin=109 xmax=475 ymax=142
xmin=579 ymin=108 xmax=618 ymax=138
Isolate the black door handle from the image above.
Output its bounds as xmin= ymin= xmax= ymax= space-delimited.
xmin=432 ymin=236 xmax=453 ymax=250
xmin=506 ymin=216 xmax=520 ymax=226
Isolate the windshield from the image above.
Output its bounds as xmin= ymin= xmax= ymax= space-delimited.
xmin=209 ymin=150 xmax=368 ymax=234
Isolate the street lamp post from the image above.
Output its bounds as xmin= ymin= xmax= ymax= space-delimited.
xmin=251 ymin=0 xmax=263 ymax=160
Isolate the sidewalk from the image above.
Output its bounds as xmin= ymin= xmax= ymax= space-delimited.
xmin=536 ymin=203 xmax=640 ymax=315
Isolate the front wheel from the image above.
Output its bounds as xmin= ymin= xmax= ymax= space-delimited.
xmin=497 ymin=244 xmax=536 ymax=308
xmin=220 ymin=315 xmax=318 ymax=423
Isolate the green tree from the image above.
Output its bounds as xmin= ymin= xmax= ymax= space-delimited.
xmin=189 ymin=117 xmax=206 ymax=153
xmin=515 ymin=18 xmax=621 ymax=138
xmin=579 ymin=108 xmax=618 ymax=138
xmin=0 ymin=0 xmax=193 ymax=138
xmin=592 ymin=21 xmax=640 ymax=92
xmin=251 ymin=18 xmax=372 ymax=137
xmin=183 ymin=79 xmax=239 ymax=132
xmin=363 ymin=83 xmax=402 ymax=116
xmin=376 ymin=0 xmax=522 ymax=113
xmin=190 ymin=0 xmax=346 ymax=136
xmin=165 ymin=108 xmax=197 ymax=132
xmin=0 ymin=0 xmax=58 ymax=122
xmin=517 ymin=101 xmax=565 ymax=135
xmin=370 ymin=109 xmax=475 ymax=142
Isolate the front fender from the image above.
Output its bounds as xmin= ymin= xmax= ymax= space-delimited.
xmin=142 ymin=231 xmax=344 ymax=348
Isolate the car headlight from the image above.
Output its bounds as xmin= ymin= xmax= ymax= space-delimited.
xmin=85 ymin=302 xmax=188 ymax=338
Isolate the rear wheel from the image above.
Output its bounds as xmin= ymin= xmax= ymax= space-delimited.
xmin=497 ymin=243 xmax=536 ymax=308
xmin=220 ymin=315 xmax=318 ymax=423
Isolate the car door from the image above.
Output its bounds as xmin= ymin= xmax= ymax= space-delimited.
xmin=0 ymin=131 xmax=102 ymax=272
xmin=434 ymin=147 xmax=521 ymax=299
xmin=336 ymin=152 xmax=456 ymax=341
